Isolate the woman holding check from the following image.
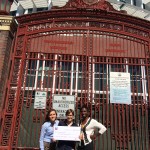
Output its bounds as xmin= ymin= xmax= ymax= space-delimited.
xmin=78 ymin=105 xmax=107 ymax=150
xmin=56 ymin=109 xmax=78 ymax=150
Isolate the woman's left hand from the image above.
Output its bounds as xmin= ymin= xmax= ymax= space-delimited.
xmin=90 ymin=134 xmax=97 ymax=140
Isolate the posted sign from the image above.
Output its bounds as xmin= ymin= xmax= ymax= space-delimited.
xmin=110 ymin=72 xmax=131 ymax=105
xmin=52 ymin=95 xmax=75 ymax=118
xmin=34 ymin=91 xmax=47 ymax=109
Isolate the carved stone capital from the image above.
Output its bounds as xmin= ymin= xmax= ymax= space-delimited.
xmin=0 ymin=15 xmax=17 ymax=33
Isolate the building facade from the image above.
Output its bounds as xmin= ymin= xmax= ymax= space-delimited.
xmin=0 ymin=0 xmax=150 ymax=149
xmin=10 ymin=0 xmax=150 ymax=21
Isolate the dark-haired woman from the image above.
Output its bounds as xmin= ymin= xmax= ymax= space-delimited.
xmin=39 ymin=109 xmax=59 ymax=150
xmin=78 ymin=105 xmax=107 ymax=150
xmin=56 ymin=109 xmax=78 ymax=150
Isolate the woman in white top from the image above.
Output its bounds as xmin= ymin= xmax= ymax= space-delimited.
xmin=78 ymin=105 xmax=107 ymax=150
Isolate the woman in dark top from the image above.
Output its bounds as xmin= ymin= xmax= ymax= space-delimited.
xmin=56 ymin=109 xmax=78 ymax=150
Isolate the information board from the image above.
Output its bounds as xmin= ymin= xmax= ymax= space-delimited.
xmin=34 ymin=91 xmax=47 ymax=109
xmin=110 ymin=72 xmax=131 ymax=104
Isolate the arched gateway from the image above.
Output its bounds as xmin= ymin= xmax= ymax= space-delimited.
xmin=0 ymin=0 xmax=150 ymax=149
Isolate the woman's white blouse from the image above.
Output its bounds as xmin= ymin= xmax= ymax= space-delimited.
xmin=80 ymin=118 xmax=107 ymax=145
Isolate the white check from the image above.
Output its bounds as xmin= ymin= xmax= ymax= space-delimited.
xmin=53 ymin=126 xmax=81 ymax=141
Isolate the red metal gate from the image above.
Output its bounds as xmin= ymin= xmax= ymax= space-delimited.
xmin=0 ymin=3 xmax=150 ymax=150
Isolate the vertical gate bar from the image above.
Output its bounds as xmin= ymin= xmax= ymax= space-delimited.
xmin=74 ymin=32 xmax=78 ymax=109
xmin=67 ymin=37 xmax=71 ymax=95
xmin=38 ymin=36 xmax=44 ymax=144
xmin=104 ymin=34 xmax=109 ymax=150
xmin=41 ymin=34 xmax=45 ymax=54
xmin=0 ymin=26 xmax=20 ymax=148
xmin=87 ymin=31 xmax=90 ymax=106
xmin=118 ymin=104 xmax=121 ymax=148
xmin=114 ymin=104 xmax=117 ymax=149
xmin=136 ymin=68 xmax=139 ymax=150
xmin=31 ymin=53 xmax=37 ymax=146
xmin=97 ymin=58 xmax=100 ymax=147
xmin=18 ymin=53 xmax=29 ymax=147
xmin=33 ymin=51 xmax=40 ymax=143
xmin=90 ymin=33 xmax=93 ymax=111
xmin=91 ymin=32 xmax=94 ymax=106
xmin=73 ymin=32 xmax=76 ymax=110
xmin=148 ymin=48 xmax=150 ymax=148
xmin=66 ymin=55 xmax=69 ymax=94
xmin=94 ymin=105 xmax=97 ymax=150
xmin=70 ymin=55 xmax=74 ymax=95
xmin=125 ymin=40 xmax=130 ymax=149
xmin=41 ymin=52 xmax=45 ymax=90
xmin=35 ymin=52 xmax=40 ymax=88
xmin=125 ymin=105 xmax=130 ymax=149
xmin=59 ymin=56 xmax=62 ymax=94
xmin=60 ymin=33 xmax=63 ymax=94
xmin=43 ymin=54 xmax=46 ymax=94
xmin=78 ymin=31 xmax=81 ymax=107
xmin=65 ymin=55 xmax=68 ymax=94
xmin=122 ymin=105 xmax=125 ymax=149
xmin=97 ymin=103 xmax=100 ymax=149
xmin=130 ymin=41 xmax=135 ymax=150
xmin=48 ymin=53 xmax=53 ymax=109
xmin=75 ymin=56 xmax=78 ymax=104
xmin=103 ymin=33 xmax=108 ymax=150
xmin=145 ymin=43 xmax=150 ymax=149
xmin=52 ymin=54 xmax=57 ymax=95
xmin=52 ymin=34 xmax=56 ymax=93
xmin=141 ymin=104 xmax=145 ymax=150
xmin=145 ymin=104 xmax=149 ymax=150
xmin=140 ymin=59 xmax=147 ymax=149
xmin=10 ymin=26 xmax=28 ymax=149
xmin=135 ymin=44 xmax=140 ymax=150
xmin=129 ymin=105 xmax=133 ymax=150
xmin=81 ymin=32 xmax=87 ymax=105
xmin=136 ymin=60 xmax=144 ymax=149
xmin=24 ymin=55 xmax=29 ymax=146
xmin=71 ymin=33 xmax=74 ymax=96
xmin=110 ymin=103 xmax=113 ymax=150
xmin=106 ymin=33 xmax=110 ymax=150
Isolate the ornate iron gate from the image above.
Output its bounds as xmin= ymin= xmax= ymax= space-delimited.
xmin=0 ymin=1 xmax=150 ymax=149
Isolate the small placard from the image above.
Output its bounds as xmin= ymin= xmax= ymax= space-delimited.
xmin=34 ymin=91 xmax=47 ymax=109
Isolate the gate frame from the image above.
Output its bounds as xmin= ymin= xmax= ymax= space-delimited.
xmin=0 ymin=0 xmax=150 ymax=149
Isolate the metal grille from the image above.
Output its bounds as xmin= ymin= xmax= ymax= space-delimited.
xmin=0 ymin=30 xmax=149 ymax=150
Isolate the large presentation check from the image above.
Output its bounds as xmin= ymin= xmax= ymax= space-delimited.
xmin=53 ymin=126 xmax=81 ymax=141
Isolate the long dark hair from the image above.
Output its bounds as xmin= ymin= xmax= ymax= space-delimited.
xmin=45 ymin=109 xmax=57 ymax=122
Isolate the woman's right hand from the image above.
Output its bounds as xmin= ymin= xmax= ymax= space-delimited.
xmin=79 ymin=133 xmax=84 ymax=140
xmin=51 ymin=138 xmax=56 ymax=142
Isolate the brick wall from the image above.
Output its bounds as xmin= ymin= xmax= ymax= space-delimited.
xmin=0 ymin=30 xmax=13 ymax=110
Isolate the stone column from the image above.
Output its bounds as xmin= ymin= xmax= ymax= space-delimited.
xmin=0 ymin=15 xmax=17 ymax=117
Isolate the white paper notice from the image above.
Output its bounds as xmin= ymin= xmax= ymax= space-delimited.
xmin=53 ymin=126 xmax=81 ymax=141
xmin=110 ymin=72 xmax=131 ymax=104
